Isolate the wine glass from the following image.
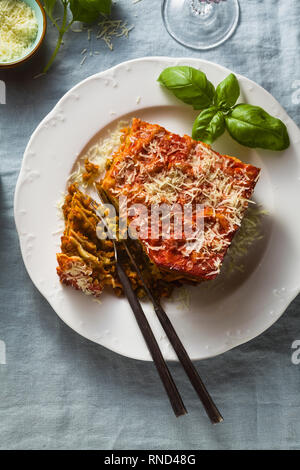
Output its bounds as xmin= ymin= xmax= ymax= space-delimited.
xmin=162 ymin=0 xmax=239 ymax=50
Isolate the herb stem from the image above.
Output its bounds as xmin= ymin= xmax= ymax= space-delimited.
xmin=48 ymin=13 xmax=60 ymax=31
xmin=42 ymin=0 xmax=112 ymax=72
xmin=43 ymin=2 xmax=69 ymax=73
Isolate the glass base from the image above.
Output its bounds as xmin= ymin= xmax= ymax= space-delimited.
xmin=162 ymin=0 xmax=239 ymax=50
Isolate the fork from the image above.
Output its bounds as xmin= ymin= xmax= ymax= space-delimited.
xmin=91 ymin=189 xmax=223 ymax=423
xmin=90 ymin=199 xmax=187 ymax=418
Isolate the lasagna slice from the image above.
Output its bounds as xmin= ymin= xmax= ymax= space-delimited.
xmin=57 ymin=184 xmax=176 ymax=298
xmin=102 ymin=118 xmax=260 ymax=281
xmin=56 ymin=185 xmax=106 ymax=297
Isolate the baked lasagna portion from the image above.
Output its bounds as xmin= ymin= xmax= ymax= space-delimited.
xmin=102 ymin=118 xmax=260 ymax=282
xmin=57 ymin=184 xmax=175 ymax=298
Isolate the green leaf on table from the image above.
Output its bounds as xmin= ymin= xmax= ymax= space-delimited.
xmin=70 ymin=0 xmax=112 ymax=23
xmin=225 ymin=104 xmax=290 ymax=150
xmin=157 ymin=66 xmax=215 ymax=109
xmin=214 ymin=73 xmax=240 ymax=109
xmin=192 ymin=107 xmax=225 ymax=144
xmin=84 ymin=0 xmax=111 ymax=15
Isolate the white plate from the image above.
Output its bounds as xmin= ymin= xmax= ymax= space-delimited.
xmin=14 ymin=57 xmax=300 ymax=361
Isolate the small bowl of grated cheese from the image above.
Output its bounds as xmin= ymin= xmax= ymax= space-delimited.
xmin=0 ymin=0 xmax=46 ymax=68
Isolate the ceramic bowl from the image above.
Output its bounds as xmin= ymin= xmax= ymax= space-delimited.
xmin=0 ymin=0 xmax=47 ymax=69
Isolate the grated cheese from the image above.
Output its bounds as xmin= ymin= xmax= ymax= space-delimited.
xmin=80 ymin=55 xmax=87 ymax=66
xmin=201 ymin=206 xmax=267 ymax=292
xmin=67 ymin=121 xmax=128 ymax=190
xmin=58 ymin=120 xmax=263 ymax=287
xmin=96 ymin=19 xmax=134 ymax=50
xmin=225 ymin=206 xmax=267 ymax=273
xmin=0 ymin=0 xmax=38 ymax=63
xmin=73 ymin=18 xmax=134 ymax=65
xmin=55 ymin=191 xmax=67 ymax=219
xmin=60 ymin=256 xmax=100 ymax=296
xmin=107 ymin=121 xmax=260 ymax=277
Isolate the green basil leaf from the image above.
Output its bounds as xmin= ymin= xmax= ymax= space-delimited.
xmin=69 ymin=3 xmax=98 ymax=23
xmin=157 ymin=66 xmax=215 ymax=109
xmin=42 ymin=0 xmax=57 ymax=17
xmin=70 ymin=0 xmax=111 ymax=23
xmin=214 ymin=73 xmax=240 ymax=109
xmin=91 ymin=0 xmax=111 ymax=16
xmin=225 ymin=104 xmax=290 ymax=150
xmin=192 ymin=107 xmax=225 ymax=144
xmin=193 ymin=80 xmax=216 ymax=110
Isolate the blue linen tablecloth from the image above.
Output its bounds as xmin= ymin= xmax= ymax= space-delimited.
xmin=0 ymin=0 xmax=300 ymax=450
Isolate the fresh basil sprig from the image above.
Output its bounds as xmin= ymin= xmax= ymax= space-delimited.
xmin=42 ymin=0 xmax=112 ymax=73
xmin=157 ymin=66 xmax=289 ymax=151
xmin=157 ymin=66 xmax=215 ymax=109
xmin=214 ymin=73 xmax=240 ymax=109
xmin=225 ymin=104 xmax=290 ymax=150
xmin=192 ymin=107 xmax=225 ymax=145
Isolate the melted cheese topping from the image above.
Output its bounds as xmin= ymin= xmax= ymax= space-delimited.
xmin=103 ymin=119 xmax=260 ymax=280
xmin=57 ymin=254 xmax=103 ymax=297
